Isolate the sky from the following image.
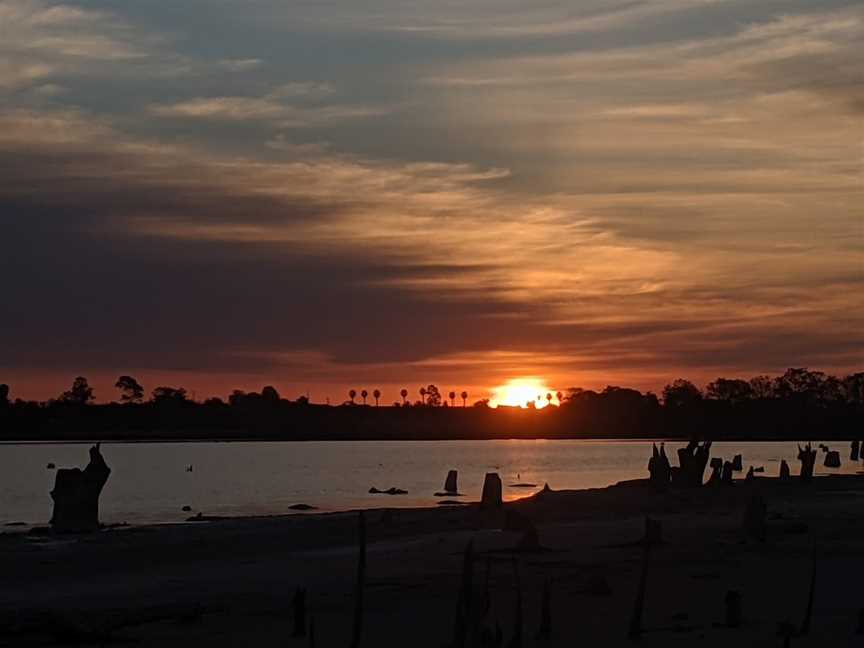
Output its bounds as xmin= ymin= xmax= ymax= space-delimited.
xmin=1 ymin=0 xmax=862 ymax=404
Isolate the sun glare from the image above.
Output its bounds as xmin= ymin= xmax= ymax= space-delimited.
xmin=491 ymin=377 xmax=557 ymax=409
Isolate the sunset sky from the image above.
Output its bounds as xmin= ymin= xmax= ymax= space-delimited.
xmin=2 ymin=0 xmax=862 ymax=403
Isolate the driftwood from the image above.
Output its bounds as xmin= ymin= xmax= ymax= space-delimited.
xmin=50 ymin=443 xmax=111 ymax=533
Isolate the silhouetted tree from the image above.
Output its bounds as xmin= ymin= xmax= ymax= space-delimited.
xmin=556 ymin=390 xmax=563 ymax=405
xmin=461 ymin=390 xmax=468 ymax=407
xmin=261 ymin=385 xmax=280 ymax=403
xmin=773 ymin=368 xmax=826 ymax=402
xmin=152 ymin=386 xmax=188 ymax=404
xmin=373 ymin=389 xmax=381 ymax=406
xmin=400 ymin=388 xmax=408 ymax=405
xmin=425 ymin=384 xmax=442 ymax=407
xmin=295 ymin=395 xmax=309 ymax=405
xmin=546 ymin=392 xmax=553 ymax=406
xmin=843 ymin=372 xmax=864 ymax=404
xmin=419 ymin=387 xmax=427 ymax=405
xmin=449 ymin=391 xmax=456 ymax=406
xmin=705 ymin=378 xmax=753 ymax=403
xmin=749 ymin=375 xmax=774 ymax=399
xmin=361 ymin=389 xmax=368 ymax=405
xmin=474 ymin=398 xmax=490 ymax=408
xmin=662 ymin=379 xmax=702 ymax=408
xmin=349 ymin=389 xmax=357 ymax=405
xmin=0 ymin=384 xmax=9 ymax=407
xmin=820 ymin=375 xmax=845 ymax=403
xmin=114 ymin=375 xmax=144 ymax=403
xmin=61 ymin=376 xmax=94 ymax=405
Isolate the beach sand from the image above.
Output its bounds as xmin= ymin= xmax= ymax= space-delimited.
xmin=2 ymin=475 xmax=863 ymax=646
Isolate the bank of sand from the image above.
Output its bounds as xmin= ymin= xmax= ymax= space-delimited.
xmin=2 ymin=475 xmax=863 ymax=647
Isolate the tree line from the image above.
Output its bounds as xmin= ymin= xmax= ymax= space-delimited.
xmin=0 ymin=368 xmax=861 ymax=441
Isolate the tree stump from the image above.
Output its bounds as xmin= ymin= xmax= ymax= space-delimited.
xmin=50 ymin=443 xmax=111 ymax=533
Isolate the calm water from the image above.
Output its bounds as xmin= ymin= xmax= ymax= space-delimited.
xmin=1 ymin=440 xmax=860 ymax=526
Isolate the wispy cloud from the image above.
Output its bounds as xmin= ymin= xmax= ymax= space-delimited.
xmin=1 ymin=0 xmax=861 ymax=398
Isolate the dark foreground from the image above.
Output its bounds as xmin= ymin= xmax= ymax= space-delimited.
xmin=2 ymin=476 xmax=864 ymax=647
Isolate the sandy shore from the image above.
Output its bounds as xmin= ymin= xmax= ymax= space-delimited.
xmin=2 ymin=475 xmax=863 ymax=647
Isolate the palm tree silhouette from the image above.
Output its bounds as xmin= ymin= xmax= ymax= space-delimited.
xmin=349 ymin=389 xmax=356 ymax=405
xmin=400 ymin=388 xmax=408 ymax=405
xmin=449 ymin=391 xmax=456 ymax=407
xmin=373 ymin=389 xmax=381 ymax=407
xmin=361 ymin=389 xmax=368 ymax=405
xmin=556 ymin=391 xmax=563 ymax=404
xmin=419 ymin=387 xmax=426 ymax=406
xmin=546 ymin=393 xmax=552 ymax=407
xmin=461 ymin=390 xmax=468 ymax=407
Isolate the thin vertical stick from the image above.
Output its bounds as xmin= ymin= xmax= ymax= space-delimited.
xmin=800 ymin=546 xmax=817 ymax=636
xmin=535 ymin=579 xmax=551 ymax=640
xmin=628 ymin=545 xmax=650 ymax=640
xmin=350 ymin=512 xmax=366 ymax=648
xmin=507 ymin=559 xmax=522 ymax=648
xmin=452 ymin=538 xmax=474 ymax=648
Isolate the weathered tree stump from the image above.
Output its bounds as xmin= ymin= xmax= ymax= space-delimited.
xmin=721 ymin=461 xmax=734 ymax=485
xmin=481 ymin=473 xmax=503 ymax=508
xmin=798 ymin=443 xmax=817 ymax=482
xmin=50 ymin=443 xmax=110 ymax=533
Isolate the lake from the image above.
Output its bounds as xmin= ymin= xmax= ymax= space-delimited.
xmin=2 ymin=440 xmax=860 ymax=527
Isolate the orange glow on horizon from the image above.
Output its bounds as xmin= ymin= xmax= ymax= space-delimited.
xmin=490 ymin=377 xmax=558 ymax=409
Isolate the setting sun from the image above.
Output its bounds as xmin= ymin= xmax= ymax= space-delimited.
xmin=490 ymin=377 xmax=558 ymax=409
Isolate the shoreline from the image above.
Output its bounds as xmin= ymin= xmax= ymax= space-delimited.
xmin=3 ymin=475 xmax=864 ymax=646
xmin=3 ymin=435 xmax=860 ymax=445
